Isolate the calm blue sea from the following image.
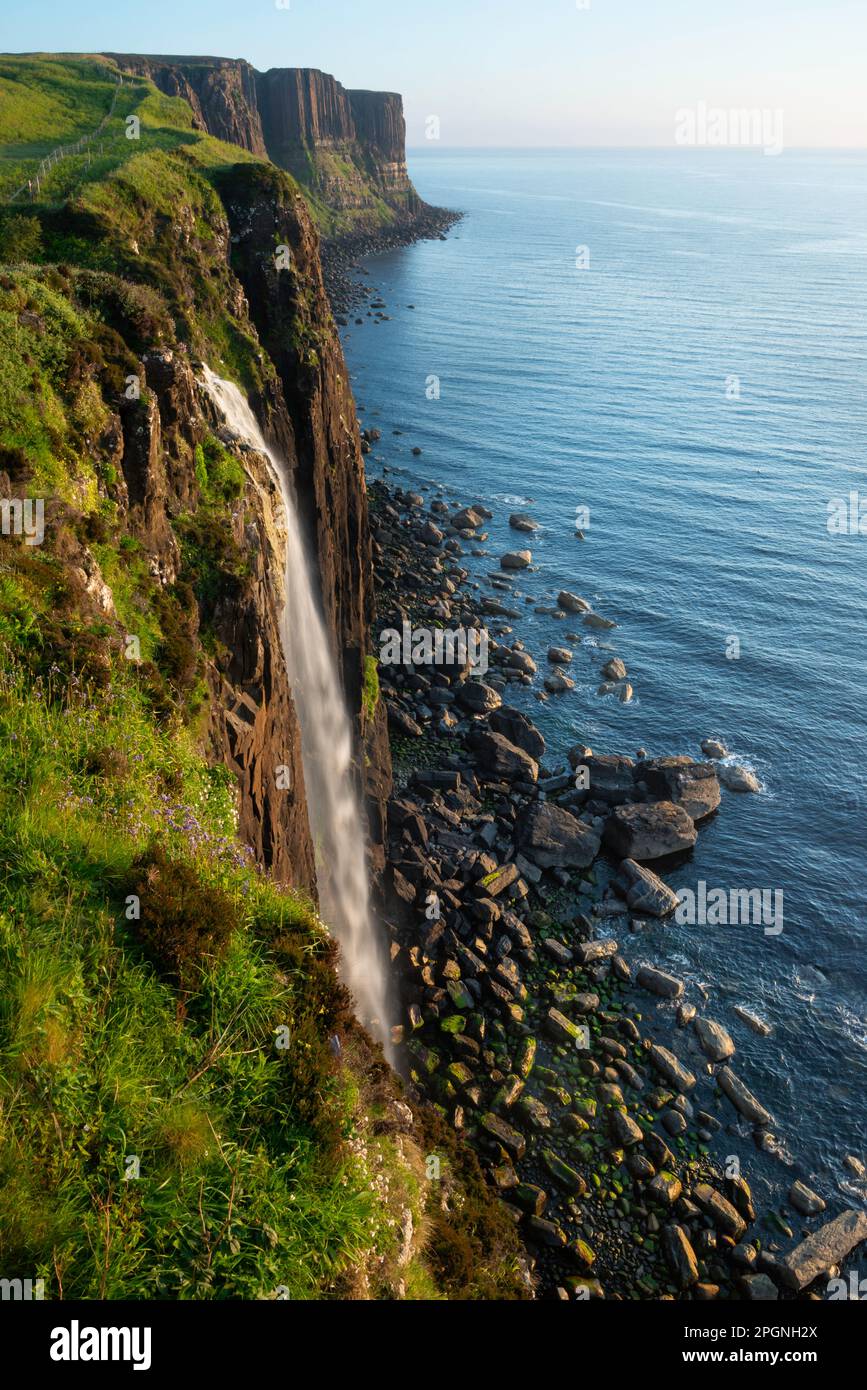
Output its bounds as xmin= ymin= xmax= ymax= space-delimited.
xmin=342 ymin=149 xmax=867 ymax=1204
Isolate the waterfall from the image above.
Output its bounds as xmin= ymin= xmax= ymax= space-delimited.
xmin=200 ymin=367 xmax=392 ymax=1052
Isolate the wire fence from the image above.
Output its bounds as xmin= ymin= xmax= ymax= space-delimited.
xmin=5 ymin=68 xmax=124 ymax=207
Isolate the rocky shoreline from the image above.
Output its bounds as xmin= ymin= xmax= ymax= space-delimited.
xmin=361 ymin=470 xmax=867 ymax=1302
xmin=322 ymin=204 xmax=463 ymax=318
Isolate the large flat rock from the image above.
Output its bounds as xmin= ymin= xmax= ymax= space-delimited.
xmin=779 ymin=1211 xmax=867 ymax=1291
xmin=468 ymin=728 xmax=538 ymax=783
xmin=604 ymin=801 xmax=697 ymax=861
xmin=635 ymin=756 xmax=721 ymax=822
xmin=517 ymin=800 xmax=600 ymax=869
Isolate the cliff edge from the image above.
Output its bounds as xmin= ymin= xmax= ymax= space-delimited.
xmin=104 ymin=53 xmax=425 ymax=233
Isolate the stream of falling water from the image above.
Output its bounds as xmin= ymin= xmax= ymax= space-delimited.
xmin=200 ymin=366 xmax=391 ymax=1051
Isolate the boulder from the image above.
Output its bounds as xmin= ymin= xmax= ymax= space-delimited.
xmin=636 ymin=756 xmax=721 ymax=821
xmin=636 ymin=966 xmax=684 ymax=1000
xmin=478 ymin=862 xmax=520 ymax=898
xmin=717 ymin=762 xmax=762 ymax=793
xmin=647 ymin=1043 xmax=696 ymax=1091
xmin=694 ymin=1017 xmax=736 ymax=1062
xmin=557 ymin=590 xmax=591 ymax=613
xmin=741 ymin=1274 xmax=778 ymax=1300
xmin=509 ymin=513 xmax=538 ymax=532
xmin=480 ymin=1112 xmax=526 ymax=1160
xmin=788 ymin=1181 xmax=826 ymax=1217
xmin=517 ymin=800 xmax=601 ymax=870
xmin=489 ymin=706 xmax=545 ymax=759
xmin=693 ymin=1184 xmax=747 ymax=1241
xmin=456 ymin=680 xmax=502 ymax=714
xmin=717 ymin=1066 xmax=773 ymax=1126
xmin=663 ymin=1225 xmax=699 ymax=1288
xmin=602 ymin=657 xmax=627 ymax=681
xmin=571 ymin=991 xmax=600 ymax=1014
xmin=584 ymin=753 xmax=636 ymax=805
xmin=619 ymin=858 xmax=680 ymax=916
xmin=573 ymin=939 xmax=618 ymax=965
xmin=451 ymin=506 xmax=484 ymax=530
xmin=541 ymin=1149 xmax=587 ymax=1194
xmin=604 ymin=802 xmax=698 ymax=861
xmin=548 ymin=646 xmax=573 ymax=665
xmin=542 ymin=938 xmax=573 ymax=966
xmin=525 ymin=1216 xmax=568 ymax=1247
xmin=544 ymin=672 xmax=574 ymax=693
xmin=481 ymin=596 xmax=520 ymax=618
xmin=386 ymin=702 xmax=423 ymax=738
xmin=545 ymin=1008 xmax=586 ymax=1045
xmin=469 ymin=729 xmax=538 ymax=783
xmin=609 ymin=1109 xmax=643 ymax=1146
xmin=733 ymin=1005 xmax=772 ymax=1036
xmin=445 ymin=979 xmax=473 ymax=1010
xmin=500 ymin=550 xmax=532 ymax=569
xmin=701 ymin=738 xmax=728 ymax=760
xmin=419 ymin=520 xmax=444 ymax=546
xmin=504 ymin=648 xmax=537 ymax=675
xmin=779 ymin=1211 xmax=867 ymax=1291
xmin=648 ymin=1172 xmax=682 ymax=1206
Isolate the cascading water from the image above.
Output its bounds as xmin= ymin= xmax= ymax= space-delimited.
xmin=200 ymin=366 xmax=392 ymax=1052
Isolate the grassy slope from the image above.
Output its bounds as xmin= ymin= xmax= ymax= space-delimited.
xmin=0 ymin=55 xmax=524 ymax=1300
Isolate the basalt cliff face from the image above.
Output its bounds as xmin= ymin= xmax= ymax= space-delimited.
xmin=118 ymin=343 xmax=318 ymax=889
xmin=106 ymin=54 xmax=421 ymax=229
xmin=216 ymin=162 xmax=392 ymax=868
xmin=104 ymin=53 xmax=269 ymax=157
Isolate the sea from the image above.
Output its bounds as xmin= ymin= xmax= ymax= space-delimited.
xmin=340 ymin=148 xmax=867 ymax=1208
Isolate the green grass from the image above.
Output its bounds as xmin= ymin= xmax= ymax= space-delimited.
xmin=361 ymin=654 xmax=380 ymax=727
xmin=194 ymin=437 xmax=245 ymax=504
xmin=0 ymin=269 xmax=97 ymax=498
xmin=0 ymin=651 xmax=417 ymax=1298
xmin=0 ymin=55 xmax=118 ymax=151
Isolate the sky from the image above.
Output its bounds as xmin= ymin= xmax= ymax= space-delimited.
xmin=4 ymin=0 xmax=866 ymax=148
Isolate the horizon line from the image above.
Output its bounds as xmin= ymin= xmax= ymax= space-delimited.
xmin=406 ymin=144 xmax=867 ymax=153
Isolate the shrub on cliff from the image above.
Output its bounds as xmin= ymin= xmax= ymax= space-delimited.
xmin=131 ymin=846 xmax=238 ymax=997
xmin=0 ymin=212 xmax=42 ymax=263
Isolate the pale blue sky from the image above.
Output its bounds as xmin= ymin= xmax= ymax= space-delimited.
xmin=5 ymin=0 xmax=866 ymax=147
